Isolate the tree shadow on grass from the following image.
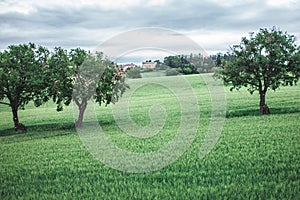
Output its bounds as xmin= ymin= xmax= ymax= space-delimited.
xmin=0 ymin=122 xmax=76 ymax=137
xmin=0 ymin=120 xmax=114 ymax=138
xmin=226 ymin=106 xmax=300 ymax=118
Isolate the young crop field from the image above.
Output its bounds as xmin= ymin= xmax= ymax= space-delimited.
xmin=0 ymin=74 xmax=299 ymax=199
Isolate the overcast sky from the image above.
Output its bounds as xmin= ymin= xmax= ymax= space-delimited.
xmin=1 ymin=0 xmax=299 ymax=63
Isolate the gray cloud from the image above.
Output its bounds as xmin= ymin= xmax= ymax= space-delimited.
xmin=1 ymin=0 xmax=300 ymax=55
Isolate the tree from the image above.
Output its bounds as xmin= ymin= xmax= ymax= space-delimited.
xmin=216 ymin=54 xmax=222 ymax=67
xmin=44 ymin=47 xmax=128 ymax=128
xmin=0 ymin=43 xmax=49 ymax=130
xmin=164 ymin=55 xmax=181 ymax=68
xmin=47 ymin=47 xmax=74 ymax=111
xmin=163 ymin=55 xmax=198 ymax=74
xmin=70 ymin=49 xmax=128 ymax=127
xmin=215 ymin=27 xmax=300 ymax=114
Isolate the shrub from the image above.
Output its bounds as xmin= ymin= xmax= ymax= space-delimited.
xmin=182 ymin=67 xmax=193 ymax=74
xmin=157 ymin=64 xmax=169 ymax=70
xmin=141 ymin=68 xmax=154 ymax=73
xmin=165 ymin=68 xmax=180 ymax=76
xmin=126 ymin=67 xmax=142 ymax=79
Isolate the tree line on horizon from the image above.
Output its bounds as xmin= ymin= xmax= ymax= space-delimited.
xmin=125 ymin=53 xmax=228 ymax=78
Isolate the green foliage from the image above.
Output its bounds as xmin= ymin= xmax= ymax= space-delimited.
xmin=126 ymin=67 xmax=142 ymax=79
xmin=47 ymin=47 xmax=74 ymax=111
xmin=141 ymin=67 xmax=154 ymax=73
xmin=182 ymin=66 xmax=193 ymax=74
xmin=163 ymin=55 xmax=199 ymax=75
xmin=0 ymin=43 xmax=49 ymax=108
xmin=72 ymin=51 xmax=105 ymax=107
xmin=217 ymin=27 xmax=300 ymax=92
xmin=0 ymin=43 xmax=49 ymax=129
xmin=71 ymin=50 xmax=128 ymax=127
xmin=164 ymin=55 xmax=181 ymax=68
xmin=215 ymin=27 xmax=300 ymax=113
xmin=164 ymin=53 xmax=218 ymax=73
xmin=165 ymin=68 xmax=180 ymax=76
xmin=153 ymin=59 xmax=168 ymax=70
xmin=0 ymin=44 xmax=128 ymax=129
xmin=0 ymin=75 xmax=299 ymax=199
xmin=95 ymin=65 xmax=128 ymax=106
xmin=156 ymin=64 xmax=169 ymax=70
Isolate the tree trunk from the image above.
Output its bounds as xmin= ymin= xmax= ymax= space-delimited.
xmin=75 ymin=101 xmax=87 ymax=127
xmin=259 ymin=91 xmax=265 ymax=108
xmin=12 ymin=105 xmax=19 ymax=129
xmin=11 ymin=105 xmax=26 ymax=131
xmin=259 ymin=91 xmax=270 ymax=114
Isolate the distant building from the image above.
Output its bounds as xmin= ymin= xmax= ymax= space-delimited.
xmin=122 ymin=63 xmax=136 ymax=71
xmin=142 ymin=61 xmax=157 ymax=69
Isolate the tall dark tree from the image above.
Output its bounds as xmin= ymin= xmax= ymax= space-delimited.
xmin=216 ymin=54 xmax=222 ymax=67
xmin=215 ymin=27 xmax=300 ymax=114
xmin=0 ymin=43 xmax=49 ymax=130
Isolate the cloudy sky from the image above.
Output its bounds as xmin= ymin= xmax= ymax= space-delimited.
xmin=1 ymin=0 xmax=299 ymax=63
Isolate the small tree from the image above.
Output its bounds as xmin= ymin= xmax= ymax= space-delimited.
xmin=70 ymin=49 xmax=128 ymax=127
xmin=215 ymin=27 xmax=300 ymax=114
xmin=0 ymin=43 xmax=49 ymax=130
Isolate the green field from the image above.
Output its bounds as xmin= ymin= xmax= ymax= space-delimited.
xmin=0 ymin=74 xmax=299 ymax=199
xmin=141 ymin=70 xmax=166 ymax=78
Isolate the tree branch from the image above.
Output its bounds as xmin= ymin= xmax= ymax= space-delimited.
xmin=0 ymin=101 xmax=11 ymax=106
xmin=73 ymin=96 xmax=81 ymax=107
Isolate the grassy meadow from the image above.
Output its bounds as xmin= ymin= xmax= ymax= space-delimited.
xmin=0 ymin=74 xmax=299 ymax=199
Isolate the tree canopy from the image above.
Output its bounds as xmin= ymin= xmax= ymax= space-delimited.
xmin=163 ymin=55 xmax=198 ymax=74
xmin=0 ymin=44 xmax=128 ymax=130
xmin=47 ymin=47 xmax=74 ymax=111
xmin=215 ymin=27 xmax=300 ymax=114
xmin=0 ymin=43 xmax=49 ymax=130
xmin=71 ymin=49 xmax=128 ymax=127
